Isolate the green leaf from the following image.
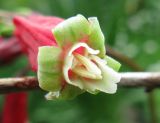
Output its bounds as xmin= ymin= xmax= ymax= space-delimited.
xmin=53 ymin=14 xmax=90 ymax=47
xmin=88 ymin=17 xmax=106 ymax=58
xmin=38 ymin=46 xmax=62 ymax=91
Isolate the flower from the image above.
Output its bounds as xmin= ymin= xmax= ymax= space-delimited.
xmin=14 ymin=14 xmax=121 ymax=100
xmin=13 ymin=14 xmax=64 ymax=71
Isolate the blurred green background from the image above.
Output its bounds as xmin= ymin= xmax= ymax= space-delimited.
xmin=0 ymin=0 xmax=160 ymax=123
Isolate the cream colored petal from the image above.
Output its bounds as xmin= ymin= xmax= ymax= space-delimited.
xmin=63 ymin=43 xmax=121 ymax=94
xmin=63 ymin=43 xmax=100 ymax=89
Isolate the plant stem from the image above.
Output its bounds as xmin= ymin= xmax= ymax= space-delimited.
xmin=0 ymin=72 xmax=160 ymax=93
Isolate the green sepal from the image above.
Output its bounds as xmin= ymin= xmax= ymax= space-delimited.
xmin=46 ymin=84 xmax=84 ymax=100
xmin=57 ymin=84 xmax=84 ymax=100
xmin=88 ymin=17 xmax=106 ymax=58
xmin=53 ymin=14 xmax=90 ymax=47
xmin=104 ymin=56 xmax=121 ymax=71
xmin=38 ymin=46 xmax=62 ymax=91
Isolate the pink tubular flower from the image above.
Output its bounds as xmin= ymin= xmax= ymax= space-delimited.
xmin=14 ymin=14 xmax=64 ymax=71
xmin=14 ymin=14 xmax=121 ymax=100
xmin=2 ymin=93 xmax=28 ymax=123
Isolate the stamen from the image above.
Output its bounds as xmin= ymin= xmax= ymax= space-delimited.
xmin=74 ymin=53 xmax=102 ymax=76
xmin=72 ymin=66 xmax=102 ymax=79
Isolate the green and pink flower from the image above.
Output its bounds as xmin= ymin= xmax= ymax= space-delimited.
xmin=14 ymin=14 xmax=121 ymax=100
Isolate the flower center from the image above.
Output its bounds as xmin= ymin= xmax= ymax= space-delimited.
xmin=71 ymin=53 xmax=102 ymax=79
xmin=63 ymin=42 xmax=103 ymax=86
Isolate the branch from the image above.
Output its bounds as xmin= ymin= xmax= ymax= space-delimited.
xmin=0 ymin=72 xmax=160 ymax=94
xmin=120 ymin=72 xmax=160 ymax=88
xmin=0 ymin=77 xmax=39 ymax=93
xmin=106 ymin=46 xmax=143 ymax=71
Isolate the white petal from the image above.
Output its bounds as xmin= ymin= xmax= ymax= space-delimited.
xmin=63 ymin=43 xmax=100 ymax=89
xmin=83 ymin=55 xmax=121 ymax=94
xmin=63 ymin=43 xmax=121 ymax=94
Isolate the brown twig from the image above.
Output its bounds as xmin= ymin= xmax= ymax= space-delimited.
xmin=0 ymin=77 xmax=39 ymax=94
xmin=106 ymin=46 xmax=143 ymax=71
xmin=120 ymin=72 xmax=160 ymax=88
xmin=0 ymin=72 xmax=160 ymax=94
